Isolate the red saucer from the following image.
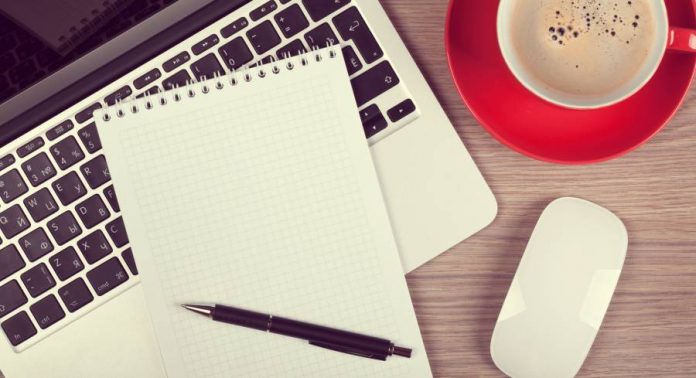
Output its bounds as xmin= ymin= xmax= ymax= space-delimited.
xmin=445 ymin=0 xmax=696 ymax=164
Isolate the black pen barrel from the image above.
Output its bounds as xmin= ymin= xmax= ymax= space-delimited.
xmin=212 ymin=305 xmax=271 ymax=331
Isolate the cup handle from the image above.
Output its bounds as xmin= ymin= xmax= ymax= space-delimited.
xmin=668 ymin=27 xmax=696 ymax=53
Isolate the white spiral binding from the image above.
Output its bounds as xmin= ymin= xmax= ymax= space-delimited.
xmin=101 ymin=46 xmax=338 ymax=122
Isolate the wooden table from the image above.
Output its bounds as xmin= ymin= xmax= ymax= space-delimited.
xmin=379 ymin=0 xmax=696 ymax=376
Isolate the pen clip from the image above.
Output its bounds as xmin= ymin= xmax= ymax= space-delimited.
xmin=308 ymin=341 xmax=388 ymax=361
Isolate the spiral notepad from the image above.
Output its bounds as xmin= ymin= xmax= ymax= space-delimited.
xmin=96 ymin=48 xmax=432 ymax=377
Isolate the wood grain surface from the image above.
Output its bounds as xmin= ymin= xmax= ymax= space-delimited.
xmin=379 ymin=0 xmax=696 ymax=376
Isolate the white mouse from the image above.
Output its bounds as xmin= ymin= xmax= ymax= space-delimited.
xmin=490 ymin=197 xmax=628 ymax=378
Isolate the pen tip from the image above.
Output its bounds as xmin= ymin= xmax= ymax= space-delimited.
xmin=180 ymin=304 xmax=214 ymax=317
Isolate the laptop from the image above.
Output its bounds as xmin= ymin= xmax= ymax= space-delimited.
xmin=0 ymin=0 xmax=497 ymax=376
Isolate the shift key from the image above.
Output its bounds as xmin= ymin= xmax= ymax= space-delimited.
xmin=350 ymin=61 xmax=399 ymax=107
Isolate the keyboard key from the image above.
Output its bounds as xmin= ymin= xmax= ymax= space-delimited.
xmin=275 ymin=4 xmax=309 ymax=38
xmin=78 ymin=230 xmax=113 ymax=265
xmin=220 ymin=17 xmax=249 ymax=38
xmin=0 ymin=154 xmax=15 ymax=173
xmin=16 ymin=137 xmax=45 ymax=158
xmin=46 ymin=120 xmax=74 ymax=141
xmin=303 ymin=0 xmax=350 ymax=21
xmin=133 ymin=68 xmax=162 ymax=90
xmin=50 ymin=136 xmax=85 ymax=170
xmin=75 ymin=194 xmax=111 ymax=228
xmin=162 ymin=51 xmax=190 ymax=72
xmin=58 ymin=278 xmax=93 ymax=313
xmin=333 ymin=7 xmax=383 ymax=64
xmin=162 ymin=70 xmax=192 ymax=90
xmin=0 ymin=280 xmax=27 ymax=319
xmin=48 ymin=212 xmax=82 ymax=246
xmin=30 ymin=295 xmax=65 ymax=329
xmin=53 ymin=172 xmax=87 ymax=205
xmin=50 ymin=247 xmax=84 ymax=281
xmin=341 ymin=46 xmax=362 ymax=75
xmin=103 ymin=185 xmax=120 ymax=212
xmin=190 ymin=54 xmax=224 ymax=81
xmin=21 ymin=152 xmax=56 ymax=187
xmin=75 ymin=103 xmax=102 ymax=124
xmin=20 ymin=263 xmax=55 ymax=298
xmin=80 ymin=155 xmax=110 ymax=189
xmin=276 ymin=39 xmax=307 ymax=59
xmin=78 ymin=122 xmax=102 ymax=154
xmin=104 ymin=85 xmax=133 ymax=106
xmin=247 ymin=20 xmax=282 ymax=55
xmin=1 ymin=311 xmax=36 ymax=346
xmin=305 ymin=23 xmax=338 ymax=48
xmin=350 ymin=61 xmax=399 ymax=106
xmin=24 ymin=188 xmax=59 ymax=222
xmin=192 ymin=34 xmax=220 ymax=55
xmin=387 ymin=99 xmax=416 ymax=122
xmin=122 ymin=248 xmax=138 ymax=275
xmin=18 ymin=228 xmax=54 ymax=262
xmin=0 ymin=169 xmax=28 ymax=203
xmin=0 ymin=245 xmax=24 ymax=282
xmin=0 ymin=205 xmax=30 ymax=239
xmin=360 ymin=104 xmax=388 ymax=138
xmin=218 ymin=37 xmax=254 ymax=71
xmin=250 ymin=0 xmax=278 ymax=21
xmin=87 ymin=257 xmax=129 ymax=296
xmin=106 ymin=217 xmax=129 ymax=248
xmin=136 ymin=86 xmax=162 ymax=98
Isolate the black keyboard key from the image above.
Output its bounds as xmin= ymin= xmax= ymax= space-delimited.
xmin=30 ymin=295 xmax=65 ymax=329
xmin=162 ymin=70 xmax=192 ymax=90
xmin=20 ymin=263 xmax=55 ymax=298
xmin=275 ymin=4 xmax=309 ymax=38
xmin=46 ymin=120 xmax=74 ymax=141
xmin=341 ymin=46 xmax=362 ymax=75
xmin=50 ymin=247 xmax=84 ymax=281
xmin=80 ymin=155 xmax=110 ymax=189
xmin=53 ymin=172 xmax=87 ymax=205
xmin=303 ymin=0 xmax=350 ymax=21
xmin=16 ymin=137 xmax=44 ymax=158
xmin=305 ymin=23 xmax=338 ymax=48
xmin=0 ymin=245 xmax=24 ymax=282
xmin=333 ymin=7 xmax=383 ymax=64
xmin=21 ymin=152 xmax=56 ymax=187
xmin=50 ymin=136 xmax=85 ymax=170
xmin=58 ymin=278 xmax=93 ymax=313
xmin=136 ymin=86 xmax=162 ymax=98
xmin=0 ymin=154 xmax=15 ymax=172
xmin=78 ymin=230 xmax=112 ymax=265
xmin=18 ymin=228 xmax=54 ymax=262
xmin=276 ymin=39 xmax=307 ymax=59
xmin=387 ymin=99 xmax=416 ymax=122
xmin=133 ymin=68 xmax=162 ymax=90
xmin=192 ymin=34 xmax=220 ymax=55
xmin=103 ymin=185 xmax=119 ymax=212
xmin=2 ymin=311 xmax=36 ymax=346
xmin=122 ymin=248 xmax=138 ymax=275
xmin=220 ymin=17 xmax=249 ymax=38
xmin=24 ymin=188 xmax=59 ymax=222
xmin=218 ymin=37 xmax=254 ymax=71
xmin=78 ymin=122 xmax=102 ymax=154
xmin=0 ymin=280 xmax=27 ymax=319
xmin=350 ymin=61 xmax=399 ymax=106
xmin=87 ymin=257 xmax=129 ymax=296
xmin=75 ymin=103 xmax=102 ymax=124
xmin=250 ymin=0 xmax=278 ymax=21
xmin=0 ymin=169 xmax=28 ymax=203
xmin=104 ymin=85 xmax=133 ymax=106
xmin=247 ymin=20 xmax=282 ymax=55
xmin=106 ymin=217 xmax=129 ymax=248
xmin=190 ymin=54 xmax=224 ymax=81
xmin=48 ymin=212 xmax=82 ymax=246
xmin=162 ymin=51 xmax=190 ymax=72
xmin=76 ymin=194 xmax=110 ymax=229
xmin=0 ymin=205 xmax=30 ymax=239
xmin=360 ymin=104 xmax=388 ymax=138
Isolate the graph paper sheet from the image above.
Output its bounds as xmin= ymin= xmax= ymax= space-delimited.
xmin=96 ymin=49 xmax=431 ymax=377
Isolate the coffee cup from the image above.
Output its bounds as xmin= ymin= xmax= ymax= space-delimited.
xmin=497 ymin=0 xmax=696 ymax=109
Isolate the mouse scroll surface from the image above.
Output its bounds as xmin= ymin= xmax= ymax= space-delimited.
xmin=491 ymin=198 xmax=627 ymax=378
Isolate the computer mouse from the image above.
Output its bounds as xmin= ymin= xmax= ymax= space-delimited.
xmin=490 ymin=197 xmax=628 ymax=378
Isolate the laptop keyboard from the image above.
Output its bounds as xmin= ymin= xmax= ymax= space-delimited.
xmin=0 ymin=0 xmax=420 ymax=350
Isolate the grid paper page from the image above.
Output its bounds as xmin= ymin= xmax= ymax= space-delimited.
xmin=96 ymin=50 xmax=431 ymax=378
